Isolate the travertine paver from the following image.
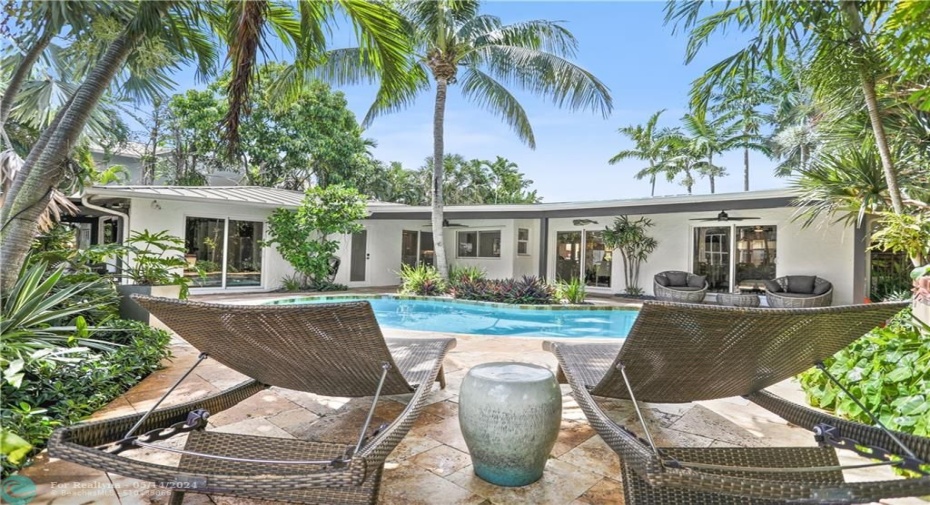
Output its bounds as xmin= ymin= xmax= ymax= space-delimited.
xmin=16 ymin=291 xmax=927 ymax=505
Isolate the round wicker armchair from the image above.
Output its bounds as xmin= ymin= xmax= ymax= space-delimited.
xmin=653 ymin=271 xmax=708 ymax=303
xmin=765 ymin=276 xmax=833 ymax=308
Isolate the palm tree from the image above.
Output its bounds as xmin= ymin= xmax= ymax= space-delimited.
xmin=656 ymin=130 xmax=703 ymax=195
xmin=609 ymin=109 xmax=669 ymax=197
xmin=357 ymin=0 xmax=612 ymax=277
xmin=665 ymin=1 xmax=906 ymax=212
xmin=710 ymin=74 xmax=773 ymax=191
xmin=0 ymin=0 xmax=412 ymax=291
xmin=680 ymin=112 xmax=736 ymax=194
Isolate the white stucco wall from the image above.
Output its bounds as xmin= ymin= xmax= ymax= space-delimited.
xmin=547 ymin=207 xmax=858 ymax=305
xmin=127 ymin=197 xmax=292 ymax=292
xmin=512 ymin=219 xmax=539 ymax=278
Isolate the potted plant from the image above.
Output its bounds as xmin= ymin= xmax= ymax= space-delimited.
xmin=112 ymin=229 xmax=192 ymax=323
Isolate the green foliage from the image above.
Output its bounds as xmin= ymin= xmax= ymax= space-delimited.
xmin=448 ymin=264 xmax=486 ymax=289
xmin=1 ymin=319 xmax=171 ymax=476
xmin=0 ymin=261 xmax=121 ymax=387
xmin=602 ymin=216 xmax=659 ymax=295
xmin=555 ymin=277 xmax=587 ymax=304
xmin=112 ymin=230 xmax=192 ymax=297
xmin=452 ymin=276 xmax=555 ymax=305
xmin=871 ymin=211 xmax=930 ymax=266
xmin=799 ymin=309 xmax=930 ymax=439
xmin=265 ymin=185 xmax=367 ymax=289
xmin=398 ymin=264 xmax=446 ymax=296
xmin=281 ymin=274 xmax=303 ymax=292
xmin=421 ymin=155 xmax=542 ymax=205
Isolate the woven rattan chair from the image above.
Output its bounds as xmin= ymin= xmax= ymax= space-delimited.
xmin=544 ymin=300 xmax=930 ymax=504
xmin=653 ymin=271 xmax=708 ymax=303
xmin=50 ymin=295 xmax=456 ymax=505
xmin=766 ymin=276 xmax=833 ymax=308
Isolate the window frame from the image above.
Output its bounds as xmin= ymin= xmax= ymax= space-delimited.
xmin=456 ymin=229 xmax=502 ymax=259
xmin=517 ymin=228 xmax=530 ymax=256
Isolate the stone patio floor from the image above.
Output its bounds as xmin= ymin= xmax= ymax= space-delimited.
xmin=19 ymin=292 xmax=927 ymax=505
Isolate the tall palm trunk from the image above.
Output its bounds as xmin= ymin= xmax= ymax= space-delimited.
xmin=841 ymin=2 xmax=904 ymax=215
xmin=0 ymin=24 xmax=52 ymax=131
xmin=708 ymin=152 xmax=715 ymax=194
xmin=743 ymin=145 xmax=750 ymax=191
xmin=431 ymin=78 xmax=449 ymax=278
xmin=650 ymin=174 xmax=656 ymax=197
xmin=0 ymin=25 xmax=151 ymax=292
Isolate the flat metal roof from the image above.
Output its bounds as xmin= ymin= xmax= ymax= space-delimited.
xmin=85 ymin=186 xmax=800 ymax=218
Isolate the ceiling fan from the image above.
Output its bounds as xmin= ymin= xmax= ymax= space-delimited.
xmin=689 ymin=210 xmax=760 ymax=222
xmin=442 ymin=219 xmax=467 ymax=228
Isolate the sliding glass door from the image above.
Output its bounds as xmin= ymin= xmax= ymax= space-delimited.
xmin=186 ymin=217 xmax=263 ymax=289
xmin=556 ymin=230 xmax=611 ymax=288
xmin=693 ymin=225 xmax=778 ymax=292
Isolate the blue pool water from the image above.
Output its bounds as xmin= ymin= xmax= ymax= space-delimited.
xmin=273 ymin=296 xmax=638 ymax=338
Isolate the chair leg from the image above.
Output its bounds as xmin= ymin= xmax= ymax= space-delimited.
xmin=438 ymin=365 xmax=446 ymax=390
xmin=168 ymin=491 xmax=185 ymax=505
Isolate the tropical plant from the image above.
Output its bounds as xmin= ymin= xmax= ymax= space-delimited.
xmin=115 ymin=230 xmax=190 ymax=294
xmin=0 ymin=0 xmax=413 ymax=293
xmin=655 ymin=131 xmax=702 ymax=194
xmin=666 ymin=1 xmax=910 ymax=214
xmin=350 ymin=0 xmax=612 ymax=278
xmin=609 ymin=109 xmax=672 ymax=196
xmin=452 ymin=276 xmax=554 ymax=305
xmin=555 ymin=277 xmax=586 ymax=304
xmin=398 ymin=263 xmax=446 ymax=296
xmin=0 ymin=261 xmax=121 ymax=389
xmin=602 ymin=216 xmax=658 ymax=296
xmin=680 ymin=111 xmax=737 ymax=194
xmin=448 ymin=264 xmax=486 ymax=288
xmin=871 ymin=211 xmax=930 ymax=267
xmin=265 ymin=185 xmax=367 ymax=289
xmin=710 ymin=73 xmax=773 ymax=191
xmin=280 ymin=273 xmax=304 ymax=292
xmin=799 ymin=308 xmax=928 ymax=438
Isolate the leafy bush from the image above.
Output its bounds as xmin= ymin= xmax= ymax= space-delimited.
xmin=448 ymin=264 xmax=486 ymax=289
xmin=799 ymin=308 xmax=929 ymax=438
xmin=452 ymin=276 xmax=554 ymax=304
xmin=281 ymin=273 xmax=303 ymax=291
xmin=398 ymin=263 xmax=446 ymax=296
xmin=1 ymin=319 xmax=171 ymax=476
xmin=556 ymin=277 xmax=587 ymax=304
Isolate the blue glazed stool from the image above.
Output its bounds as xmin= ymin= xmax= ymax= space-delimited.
xmin=459 ymin=362 xmax=561 ymax=487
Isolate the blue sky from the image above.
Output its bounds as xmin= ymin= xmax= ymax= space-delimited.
xmin=170 ymin=1 xmax=785 ymax=202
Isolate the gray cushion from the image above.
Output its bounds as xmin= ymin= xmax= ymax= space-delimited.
xmin=687 ymin=275 xmax=706 ymax=289
xmin=763 ymin=279 xmax=782 ymax=293
xmin=654 ymin=275 xmax=670 ymax=287
xmin=786 ymin=275 xmax=816 ymax=294
xmin=665 ymin=272 xmax=688 ymax=287
xmin=772 ymin=292 xmax=817 ymax=299
xmin=669 ymin=286 xmax=703 ymax=292
xmin=811 ymin=279 xmax=832 ymax=296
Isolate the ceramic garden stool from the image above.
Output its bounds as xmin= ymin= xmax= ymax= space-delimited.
xmin=458 ymin=362 xmax=561 ymax=487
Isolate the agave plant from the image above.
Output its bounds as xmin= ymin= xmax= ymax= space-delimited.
xmin=0 ymin=261 xmax=119 ymax=387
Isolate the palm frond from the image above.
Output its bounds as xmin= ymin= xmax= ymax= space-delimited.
xmin=222 ymin=0 xmax=269 ymax=152
xmin=460 ymin=68 xmax=534 ymax=148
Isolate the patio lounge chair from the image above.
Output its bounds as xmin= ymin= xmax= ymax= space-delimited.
xmin=653 ymin=270 xmax=708 ymax=303
xmin=544 ymin=300 xmax=930 ymax=504
xmin=50 ymin=295 xmax=456 ymax=505
xmin=765 ymin=275 xmax=833 ymax=308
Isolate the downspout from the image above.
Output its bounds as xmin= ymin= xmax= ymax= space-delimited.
xmin=82 ymin=194 xmax=130 ymax=283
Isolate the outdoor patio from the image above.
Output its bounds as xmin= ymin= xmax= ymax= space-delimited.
xmin=19 ymin=293 xmax=924 ymax=505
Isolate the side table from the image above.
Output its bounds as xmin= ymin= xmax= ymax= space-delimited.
xmin=458 ymin=362 xmax=561 ymax=487
xmin=716 ymin=291 xmax=761 ymax=307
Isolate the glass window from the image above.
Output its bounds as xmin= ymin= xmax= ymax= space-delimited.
xmin=226 ymin=220 xmax=263 ymax=287
xmin=584 ymin=231 xmax=611 ymax=288
xmin=735 ymin=225 xmax=776 ymax=291
xmin=458 ymin=231 xmax=477 ymax=257
xmin=517 ymin=228 xmax=529 ymax=255
xmin=186 ymin=217 xmax=225 ymax=287
xmin=457 ymin=230 xmax=500 ymax=258
xmin=693 ymin=226 xmax=731 ymax=293
xmin=556 ymin=231 xmax=582 ymax=282
xmin=478 ymin=231 xmax=501 ymax=258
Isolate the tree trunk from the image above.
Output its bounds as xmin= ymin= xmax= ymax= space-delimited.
xmin=650 ymin=174 xmax=656 ymax=197
xmin=0 ymin=25 xmax=151 ymax=292
xmin=0 ymin=23 xmax=53 ymax=130
xmin=431 ymin=78 xmax=449 ymax=278
xmin=743 ymin=145 xmax=750 ymax=191
xmin=841 ymin=2 xmax=904 ymax=215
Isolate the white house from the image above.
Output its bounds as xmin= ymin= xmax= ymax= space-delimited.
xmin=76 ymin=185 xmax=871 ymax=305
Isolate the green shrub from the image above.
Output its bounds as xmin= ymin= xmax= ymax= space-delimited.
xmin=281 ymin=274 xmax=303 ymax=291
xmin=556 ymin=277 xmax=587 ymax=304
xmin=799 ymin=308 xmax=929 ymax=439
xmin=1 ymin=319 xmax=171 ymax=476
xmin=452 ymin=276 xmax=554 ymax=304
xmin=448 ymin=264 xmax=486 ymax=289
xmin=398 ymin=264 xmax=446 ymax=296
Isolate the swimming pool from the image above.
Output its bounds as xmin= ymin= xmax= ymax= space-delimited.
xmin=272 ymin=296 xmax=638 ymax=338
